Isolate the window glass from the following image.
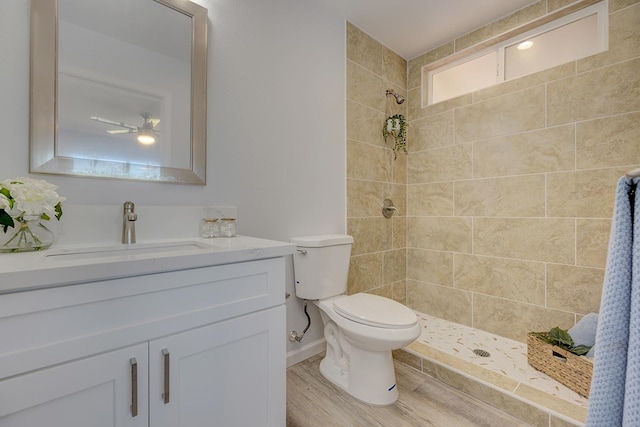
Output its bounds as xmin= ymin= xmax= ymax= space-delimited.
xmin=431 ymin=51 xmax=497 ymax=105
xmin=423 ymin=1 xmax=607 ymax=106
xmin=505 ymin=13 xmax=599 ymax=80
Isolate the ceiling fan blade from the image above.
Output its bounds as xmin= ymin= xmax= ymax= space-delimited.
xmin=90 ymin=116 xmax=138 ymax=130
xmin=150 ymin=118 xmax=160 ymax=128
xmin=107 ymin=129 xmax=138 ymax=134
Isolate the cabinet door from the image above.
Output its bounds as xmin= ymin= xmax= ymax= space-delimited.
xmin=0 ymin=343 xmax=148 ymax=427
xmin=149 ymin=306 xmax=285 ymax=427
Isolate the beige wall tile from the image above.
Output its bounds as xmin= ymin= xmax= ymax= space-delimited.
xmin=383 ymin=182 xmax=406 ymax=217
xmin=346 ymin=22 xmax=382 ymax=75
xmin=516 ymin=384 xmax=587 ymax=424
xmin=577 ymin=219 xmax=611 ymax=268
xmin=408 ymin=182 xmax=454 ymax=216
xmin=407 ymin=143 xmax=472 ymax=184
xmin=417 ymin=356 xmax=551 ymax=427
xmin=547 ymin=57 xmax=640 ymax=126
xmin=383 ymin=87 xmax=407 ymax=119
xmin=406 ymin=87 xmax=423 ymax=121
xmin=474 ymin=63 xmax=575 ymax=103
xmin=346 ymin=100 xmax=385 ymax=146
xmin=392 ymin=151 xmax=407 ymax=184
xmin=407 ymin=217 xmax=473 ymax=253
xmin=347 ymin=60 xmax=387 ymax=112
xmin=347 ymin=253 xmax=382 ymax=294
xmin=546 ymin=264 xmax=605 ymax=314
xmin=576 ymin=111 xmax=640 ymax=170
xmin=474 ymin=218 xmax=575 ymax=264
xmin=473 ymin=125 xmax=575 ymax=178
xmin=347 ymin=139 xmax=391 ymax=182
xmin=408 ymin=42 xmax=455 ymax=90
xmin=550 ymin=414 xmax=583 ymax=427
xmin=389 ymin=151 xmax=407 ymax=184
xmin=347 ymin=217 xmax=391 ymax=255
xmin=578 ymin=4 xmax=640 ymax=72
xmin=407 ymin=280 xmax=473 ymax=326
xmin=547 ymin=169 xmax=624 ymax=218
xmin=409 ymin=110 xmax=454 ymax=152
xmin=392 ymin=216 xmax=406 ymax=249
xmin=547 ymin=0 xmax=584 ymax=12
xmin=392 ymin=279 xmax=407 ymax=303
xmin=392 ymin=349 xmax=422 ymax=370
xmin=455 ymin=86 xmax=545 ymax=144
xmin=611 ymin=0 xmax=640 ymax=12
xmin=368 ymin=285 xmax=393 ymax=299
xmin=384 ymin=249 xmax=406 ymax=284
xmin=382 ymin=46 xmax=407 ymax=89
xmin=407 ymin=249 xmax=453 ymax=286
xmin=473 ymin=294 xmax=575 ymax=342
xmin=454 ymin=175 xmax=545 ymax=217
xmin=407 ymin=87 xmax=472 ymax=122
xmin=454 ymin=254 xmax=545 ymax=305
xmin=347 ymin=179 xmax=382 ymax=217
xmin=454 ymin=1 xmax=546 ymax=51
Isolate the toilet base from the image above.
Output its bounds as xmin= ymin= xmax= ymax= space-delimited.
xmin=319 ymin=345 xmax=399 ymax=406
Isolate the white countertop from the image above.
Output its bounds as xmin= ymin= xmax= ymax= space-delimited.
xmin=0 ymin=236 xmax=296 ymax=294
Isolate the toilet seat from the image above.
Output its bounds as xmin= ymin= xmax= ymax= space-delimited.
xmin=333 ymin=293 xmax=417 ymax=329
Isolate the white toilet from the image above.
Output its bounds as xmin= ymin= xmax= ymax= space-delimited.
xmin=291 ymin=234 xmax=421 ymax=406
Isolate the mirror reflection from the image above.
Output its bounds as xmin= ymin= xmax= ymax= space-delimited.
xmin=30 ymin=0 xmax=208 ymax=184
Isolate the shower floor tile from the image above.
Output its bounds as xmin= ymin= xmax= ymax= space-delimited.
xmin=405 ymin=313 xmax=588 ymax=425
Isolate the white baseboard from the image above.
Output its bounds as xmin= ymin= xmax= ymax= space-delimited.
xmin=286 ymin=337 xmax=325 ymax=367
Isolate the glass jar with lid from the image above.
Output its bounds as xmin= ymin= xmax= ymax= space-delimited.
xmin=219 ymin=218 xmax=237 ymax=237
xmin=200 ymin=218 xmax=219 ymax=238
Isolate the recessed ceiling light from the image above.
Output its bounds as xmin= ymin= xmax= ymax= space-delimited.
xmin=517 ymin=40 xmax=534 ymax=50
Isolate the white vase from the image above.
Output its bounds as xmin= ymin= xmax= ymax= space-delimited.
xmin=386 ymin=118 xmax=400 ymax=133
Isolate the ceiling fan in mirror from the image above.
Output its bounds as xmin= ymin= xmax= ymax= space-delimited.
xmin=90 ymin=113 xmax=160 ymax=145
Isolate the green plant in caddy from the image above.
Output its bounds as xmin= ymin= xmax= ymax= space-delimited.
xmin=382 ymin=114 xmax=407 ymax=159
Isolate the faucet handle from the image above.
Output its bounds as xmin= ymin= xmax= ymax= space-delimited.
xmin=123 ymin=201 xmax=135 ymax=213
xmin=382 ymin=199 xmax=400 ymax=218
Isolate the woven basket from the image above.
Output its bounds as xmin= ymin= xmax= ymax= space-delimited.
xmin=527 ymin=332 xmax=594 ymax=398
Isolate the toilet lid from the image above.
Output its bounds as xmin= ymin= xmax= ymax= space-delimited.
xmin=333 ymin=293 xmax=417 ymax=329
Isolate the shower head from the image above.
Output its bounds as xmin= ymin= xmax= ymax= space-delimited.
xmin=386 ymin=89 xmax=405 ymax=104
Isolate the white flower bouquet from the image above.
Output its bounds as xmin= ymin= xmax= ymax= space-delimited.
xmin=0 ymin=177 xmax=65 ymax=252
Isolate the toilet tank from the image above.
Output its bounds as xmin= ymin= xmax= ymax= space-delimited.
xmin=291 ymin=234 xmax=353 ymax=300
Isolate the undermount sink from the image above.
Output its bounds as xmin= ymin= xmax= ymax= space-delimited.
xmin=41 ymin=240 xmax=211 ymax=262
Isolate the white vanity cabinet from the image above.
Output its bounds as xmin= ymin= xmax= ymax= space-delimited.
xmin=0 ymin=253 xmax=288 ymax=427
xmin=149 ymin=306 xmax=283 ymax=427
xmin=0 ymin=343 xmax=149 ymax=427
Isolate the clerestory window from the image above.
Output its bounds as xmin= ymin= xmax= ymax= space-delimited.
xmin=424 ymin=1 xmax=608 ymax=106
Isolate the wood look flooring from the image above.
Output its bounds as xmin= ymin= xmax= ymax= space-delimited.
xmin=286 ymin=354 xmax=531 ymax=427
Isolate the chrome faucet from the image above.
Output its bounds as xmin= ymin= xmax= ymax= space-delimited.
xmin=122 ymin=201 xmax=137 ymax=244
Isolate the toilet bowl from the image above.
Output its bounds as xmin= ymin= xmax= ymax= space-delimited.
xmin=291 ymin=234 xmax=421 ymax=406
xmin=314 ymin=294 xmax=420 ymax=405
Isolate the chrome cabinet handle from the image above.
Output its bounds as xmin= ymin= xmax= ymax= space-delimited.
xmin=130 ymin=357 xmax=138 ymax=417
xmin=162 ymin=348 xmax=170 ymax=404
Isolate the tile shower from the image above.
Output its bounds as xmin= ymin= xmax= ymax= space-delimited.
xmin=346 ymin=0 xmax=640 ymax=424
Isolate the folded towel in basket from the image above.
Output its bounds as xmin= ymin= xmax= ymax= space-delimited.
xmin=569 ymin=312 xmax=598 ymax=348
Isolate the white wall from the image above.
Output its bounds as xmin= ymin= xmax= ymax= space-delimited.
xmin=0 ymin=0 xmax=346 ymax=360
